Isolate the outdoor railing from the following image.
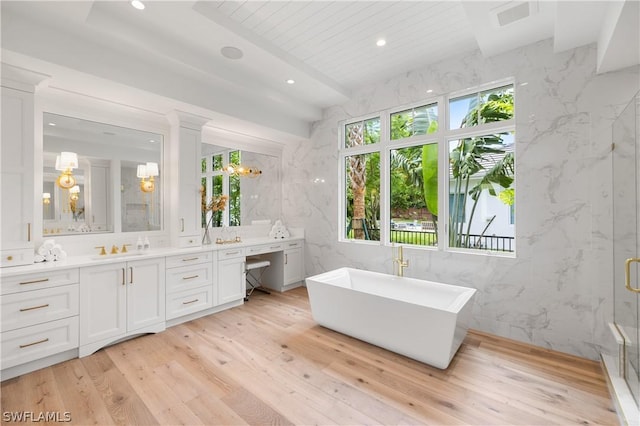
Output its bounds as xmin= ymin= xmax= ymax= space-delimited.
xmin=388 ymin=229 xmax=514 ymax=252
xmin=346 ymin=222 xmax=515 ymax=253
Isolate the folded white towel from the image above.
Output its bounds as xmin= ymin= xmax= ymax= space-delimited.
xmin=57 ymin=250 xmax=67 ymax=261
xmin=51 ymin=245 xmax=63 ymax=256
xmin=42 ymin=239 xmax=55 ymax=250
xmin=34 ymin=254 xmax=45 ymax=263
xmin=37 ymin=246 xmax=49 ymax=256
xmin=44 ymin=253 xmax=55 ymax=262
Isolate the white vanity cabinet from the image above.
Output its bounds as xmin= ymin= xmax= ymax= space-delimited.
xmin=165 ymin=251 xmax=214 ymax=320
xmin=0 ymin=268 xmax=80 ymax=374
xmin=283 ymin=240 xmax=305 ymax=286
xmin=1 ymin=86 xmax=35 ymax=267
xmin=79 ymin=257 xmax=165 ymax=356
xmin=217 ymin=247 xmax=246 ymax=305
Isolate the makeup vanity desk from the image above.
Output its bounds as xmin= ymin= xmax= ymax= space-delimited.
xmin=0 ymin=236 xmax=304 ymax=380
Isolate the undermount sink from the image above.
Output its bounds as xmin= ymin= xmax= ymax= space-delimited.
xmin=90 ymin=252 xmax=146 ymax=261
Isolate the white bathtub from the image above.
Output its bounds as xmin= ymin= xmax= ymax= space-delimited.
xmin=305 ymin=267 xmax=477 ymax=369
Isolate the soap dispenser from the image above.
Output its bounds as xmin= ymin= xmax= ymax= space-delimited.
xmin=143 ymin=236 xmax=150 ymax=250
xmin=136 ymin=237 xmax=143 ymax=251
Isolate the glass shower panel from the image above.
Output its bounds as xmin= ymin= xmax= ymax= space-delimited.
xmin=613 ymin=91 xmax=639 ymax=407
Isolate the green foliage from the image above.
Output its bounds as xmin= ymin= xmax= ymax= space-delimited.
xmin=498 ymin=188 xmax=515 ymax=206
xmin=449 ymin=88 xmax=515 ymax=249
xmin=421 ymin=144 xmax=438 ymax=217
xmin=229 ymin=150 xmax=241 ymax=226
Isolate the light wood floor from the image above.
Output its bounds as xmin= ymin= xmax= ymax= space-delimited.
xmin=1 ymin=287 xmax=618 ymax=425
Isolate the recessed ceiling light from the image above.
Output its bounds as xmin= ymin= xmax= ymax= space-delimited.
xmin=286 ymin=79 xmax=295 ymax=84
xmin=149 ymin=139 xmax=156 ymax=143
xmin=47 ymin=122 xmax=56 ymax=126
xmin=426 ymin=89 xmax=433 ymax=94
xmin=221 ymin=46 xmax=243 ymax=60
xmin=131 ymin=0 xmax=145 ymax=10
xmin=376 ymin=39 xmax=386 ymax=47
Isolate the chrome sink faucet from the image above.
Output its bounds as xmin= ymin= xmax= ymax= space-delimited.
xmin=392 ymin=244 xmax=409 ymax=277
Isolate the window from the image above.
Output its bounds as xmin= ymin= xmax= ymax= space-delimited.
xmin=201 ymin=149 xmax=241 ymax=227
xmin=389 ymin=143 xmax=438 ymax=247
xmin=339 ymin=82 xmax=515 ymax=253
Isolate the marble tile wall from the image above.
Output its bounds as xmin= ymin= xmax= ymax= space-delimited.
xmin=281 ymin=38 xmax=640 ymax=360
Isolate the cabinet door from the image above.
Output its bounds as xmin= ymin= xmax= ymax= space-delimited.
xmin=127 ymin=258 xmax=165 ymax=331
xmin=284 ymin=248 xmax=304 ymax=285
xmin=79 ymin=263 xmax=127 ymax=345
xmin=1 ymin=87 xmax=34 ymax=251
xmin=217 ymin=257 xmax=245 ymax=305
xmin=178 ymin=126 xmax=201 ymax=240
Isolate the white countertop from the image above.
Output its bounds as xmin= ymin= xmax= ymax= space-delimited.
xmin=0 ymin=236 xmax=304 ymax=277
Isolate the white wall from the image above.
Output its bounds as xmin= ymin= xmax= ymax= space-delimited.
xmin=282 ymin=38 xmax=640 ymax=360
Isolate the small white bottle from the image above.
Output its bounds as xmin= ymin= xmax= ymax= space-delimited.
xmin=136 ymin=237 xmax=144 ymax=251
xmin=143 ymin=236 xmax=150 ymax=250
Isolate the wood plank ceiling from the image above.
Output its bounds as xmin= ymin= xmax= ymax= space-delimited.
xmin=209 ymin=1 xmax=478 ymax=88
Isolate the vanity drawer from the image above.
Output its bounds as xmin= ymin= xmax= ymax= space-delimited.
xmin=1 ymin=316 xmax=79 ymax=369
xmin=218 ymin=247 xmax=245 ymax=259
xmin=178 ymin=236 xmax=201 ymax=248
xmin=165 ymin=251 xmax=213 ymax=269
xmin=245 ymin=243 xmax=284 ymax=256
xmin=166 ymin=287 xmax=214 ymax=320
xmin=284 ymin=240 xmax=303 ymax=249
xmin=1 ymin=268 xmax=79 ymax=295
xmin=1 ymin=284 xmax=79 ymax=332
xmin=166 ymin=263 xmax=213 ymax=294
xmin=0 ymin=248 xmax=34 ymax=268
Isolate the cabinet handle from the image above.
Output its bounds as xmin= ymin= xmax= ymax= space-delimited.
xmin=181 ymin=218 xmax=185 ymax=232
xmin=285 ymin=254 xmax=288 ymax=265
xmin=20 ymin=338 xmax=49 ymax=348
xmin=19 ymin=303 xmax=50 ymax=312
xmin=225 ymin=251 xmax=239 ymax=256
xmin=122 ymin=268 xmax=126 ymax=286
xmin=27 ymin=223 xmax=31 ymax=242
xmin=182 ymin=275 xmax=199 ymax=280
xmin=182 ymin=257 xmax=199 ymax=262
xmin=129 ymin=267 xmax=134 ymax=284
xmin=182 ymin=299 xmax=199 ymax=305
xmin=288 ymin=243 xmax=298 ymax=247
xmin=270 ymin=246 xmax=280 ymax=249
xmin=20 ymin=278 xmax=49 ymax=285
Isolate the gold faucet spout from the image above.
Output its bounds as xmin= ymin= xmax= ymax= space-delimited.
xmin=110 ymin=245 xmax=119 ymax=255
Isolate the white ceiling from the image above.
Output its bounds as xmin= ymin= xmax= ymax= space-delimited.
xmin=1 ymin=1 xmax=637 ymax=144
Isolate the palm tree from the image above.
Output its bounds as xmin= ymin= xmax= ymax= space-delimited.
xmin=347 ymin=123 xmax=367 ymax=239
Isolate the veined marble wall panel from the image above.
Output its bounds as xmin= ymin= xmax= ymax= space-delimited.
xmin=283 ymin=39 xmax=640 ymax=359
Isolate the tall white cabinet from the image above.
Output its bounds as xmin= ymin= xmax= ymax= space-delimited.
xmin=1 ymin=86 xmax=35 ymax=267
xmin=168 ymin=111 xmax=210 ymax=248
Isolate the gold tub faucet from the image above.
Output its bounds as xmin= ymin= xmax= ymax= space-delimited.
xmin=392 ymin=244 xmax=409 ymax=277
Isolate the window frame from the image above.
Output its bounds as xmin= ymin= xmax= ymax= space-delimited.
xmin=338 ymin=79 xmax=515 ymax=255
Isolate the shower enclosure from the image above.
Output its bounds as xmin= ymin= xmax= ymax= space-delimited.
xmin=612 ymin=90 xmax=640 ymax=417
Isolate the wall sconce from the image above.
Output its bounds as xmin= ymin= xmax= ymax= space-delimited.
xmin=55 ymin=151 xmax=78 ymax=189
xmin=42 ymin=193 xmax=51 ymax=205
xmin=223 ymin=164 xmax=262 ymax=178
xmin=137 ymin=162 xmax=159 ymax=193
xmin=69 ymin=185 xmax=80 ymax=201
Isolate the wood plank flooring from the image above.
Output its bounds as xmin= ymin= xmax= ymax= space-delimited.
xmin=1 ymin=287 xmax=618 ymax=425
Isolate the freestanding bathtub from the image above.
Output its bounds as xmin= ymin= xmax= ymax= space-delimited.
xmin=305 ymin=267 xmax=477 ymax=369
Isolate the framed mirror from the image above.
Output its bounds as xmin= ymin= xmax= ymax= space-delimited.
xmin=43 ymin=112 xmax=163 ymax=235
xmin=201 ymin=143 xmax=281 ymax=228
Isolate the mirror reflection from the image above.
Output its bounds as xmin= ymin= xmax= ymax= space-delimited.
xmin=43 ymin=112 xmax=163 ymax=235
xmin=201 ymin=143 xmax=281 ymax=228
